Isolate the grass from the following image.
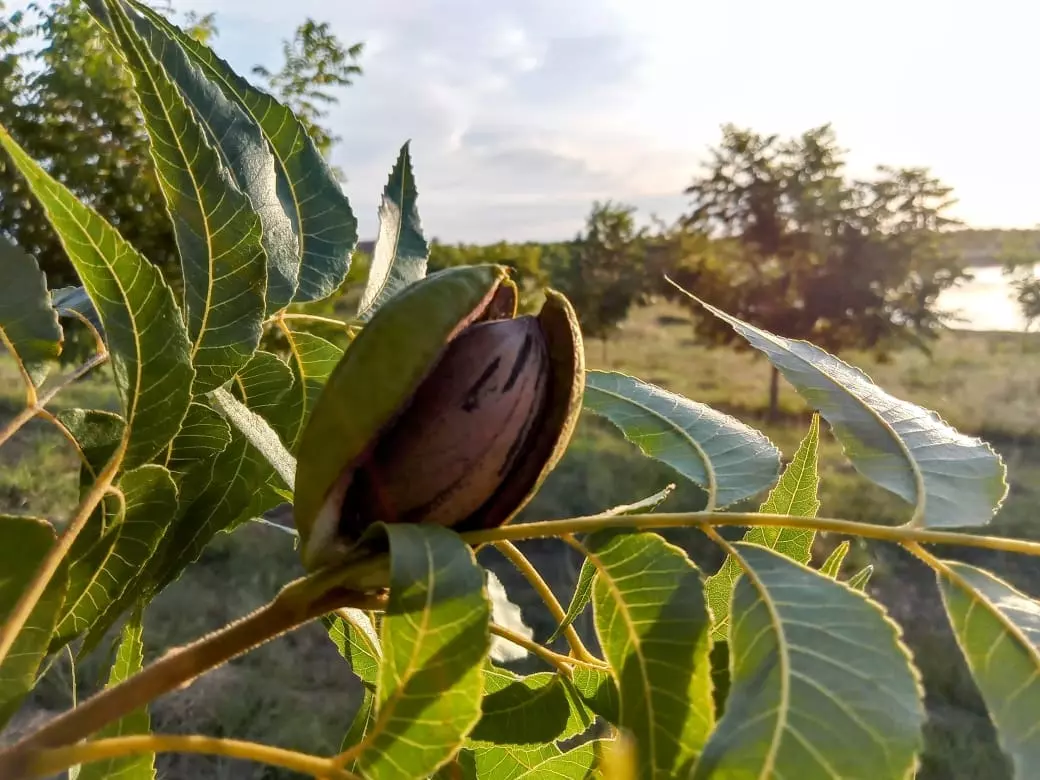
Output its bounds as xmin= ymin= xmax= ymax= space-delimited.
xmin=3 ymin=300 xmax=1040 ymax=778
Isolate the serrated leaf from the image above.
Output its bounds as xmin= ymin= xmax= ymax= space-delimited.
xmin=584 ymin=371 xmax=780 ymax=508
xmin=0 ymin=516 xmax=69 ymax=728
xmin=0 ymin=235 xmax=62 ymax=391
xmin=165 ymin=402 xmax=231 ymax=475
xmin=355 ymin=524 xmax=489 ymax=780
xmin=820 ymin=541 xmax=850 ymax=578
xmin=0 ymin=125 xmax=194 ymax=468
xmin=469 ymin=665 xmax=592 ymax=748
xmin=582 ymin=528 xmax=713 ymax=778
xmin=705 ymin=413 xmax=822 ymax=640
xmin=357 ymin=144 xmax=429 ymax=321
xmin=550 ymin=486 xmax=675 ymax=645
xmin=693 ymin=543 xmax=924 ymax=780
xmin=52 ymin=286 xmax=104 ymax=336
xmin=462 ymin=741 xmax=599 ymax=779
xmin=937 ymin=560 xmax=1040 ymax=778
xmin=98 ymin=0 xmax=266 ymax=393
xmin=683 ymin=291 xmax=1008 ymax=527
xmin=51 ymin=466 xmax=177 ymax=653
xmin=569 ymin=666 xmax=619 ymax=724
xmin=847 ymin=564 xmax=873 ymax=591
xmin=116 ymin=0 xmax=298 ymax=311
xmin=209 ymin=387 xmax=295 ymax=490
xmin=281 ymin=328 xmax=343 ymax=448
xmin=79 ymin=609 xmax=154 ymax=780
xmin=127 ymin=0 xmax=356 ymax=303
xmin=231 ymin=350 xmax=297 ymax=443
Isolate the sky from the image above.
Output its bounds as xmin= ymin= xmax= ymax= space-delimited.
xmin=51 ymin=0 xmax=1040 ymax=242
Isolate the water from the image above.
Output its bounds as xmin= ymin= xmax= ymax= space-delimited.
xmin=937 ymin=264 xmax=1039 ymax=332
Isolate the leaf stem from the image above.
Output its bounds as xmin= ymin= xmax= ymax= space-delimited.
xmin=0 ymin=577 xmax=385 ymax=766
xmin=0 ymin=350 xmax=109 ymax=450
xmin=0 ymin=438 xmax=122 ymax=669
xmin=492 ymin=541 xmax=597 ymax=663
xmin=11 ymin=734 xmax=360 ymax=780
xmin=267 ymin=312 xmax=356 ymax=331
xmin=471 ymin=512 xmax=1040 ymax=558
xmin=489 ymin=623 xmax=607 ymax=674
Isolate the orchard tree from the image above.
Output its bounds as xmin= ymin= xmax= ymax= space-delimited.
xmin=547 ymin=200 xmax=651 ymax=354
xmin=670 ymin=124 xmax=969 ymax=418
xmin=252 ymin=20 xmax=363 ymax=164
xmin=999 ymin=230 xmax=1040 ymax=332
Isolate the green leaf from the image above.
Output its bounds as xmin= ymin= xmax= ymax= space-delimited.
xmin=583 ymin=370 xmax=780 ymax=508
xmin=693 ymin=543 xmax=924 ymax=780
xmin=0 ymin=125 xmax=194 ymax=468
xmin=79 ymin=609 xmax=154 ymax=780
xmin=116 ymin=0 xmax=298 ymax=311
xmin=685 ymin=293 xmax=1008 ymax=527
xmin=99 ymin=0 xmax=266 ymax=393
xmin=0 ymin=516 xmax=69 ymax=728
xmin=937 ymin=560 xmax=1040 ymax=777
xmin=356 ymin=524 xmax=489 ymax=780
xmin=55 ymin=409 xmax=126 ymax=484
xmin=705 ymin=414 xmax=822 ymax=641
xmin=341 ymin=687 xmax=375 ymax=754
xmin=0 ymin=235 xmax=62 ymax=390
xmin=550 ymin=485 xmax=676 ymax=645
xmin=847 ymin=564 xmax=873 ymax=591
xmin=569 ymin=666 xmax=619 ymax=725
xmin=51 ymin=465 xmax=177 ymax=653
xmin=231 ymin=350 xmax=297 ymax=443
xmin=820 ymin=541 xmax=850 ymax=578
xmin=280 ymin=328 xmax=343 ymax=448
xmin=583 ymin=528 xmax=713 ymax=778
xmin=453 ymin=741 xmax=600 ymax=779
xmin=326 ymin=609 xmax=381 ymax=687
xmin=127 ymin=0 xmax=357 ymax=303
xmin=209 ymin=387 xmax=295 ymax=490
xmin=164 ymin=402 xmax=231 ymax=475
xmin=356 ymin=143 xmax=429 ymax=321
xmin=52 ymin=286 xmax=104 ymax=337
xmin=469 ymin=665 xmax=593 ymax=748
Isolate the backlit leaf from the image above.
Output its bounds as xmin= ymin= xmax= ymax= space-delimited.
xmin=51 ymin=465 xmax=177 ymax=653
xmin=127 ymin=0 xmax=357 ymax=303
xmin=117 ymin=0 xmax=298 ymax=310
xmin=847 ymin=564 xmax=873 ymax=591
xmin=280 ymin=328 xmax=343 ymax=448
xmin=165 ymin=402 xmax=231 ymax=475
xmin=356 ymin=524 xmax=489 ymax=779
xmin=210 ymin=387 xmax=295 ymax=490
xmin=693 ymin=543 xmax=924 ymax=780
xmin=0 ymin=125 xmax=194 ymax=468
xmin=100 ymin=0 xmax=266 ymax=392
xmin=0 ymin=516 xmax=68 ymax=728
xmin=55 ymin=409 xmax=126 ymax=484
xmin=231 ymin=350 xmax=297 ymax=443
xmin=79 ymin=609 xmax=154 ymax=780
xmin=584 ymin=370 xmax=780 ymax=508
xmin=820 ymin=541 xmax=850 ymax=578
xmin=326 ymin=608 xmax=381 ymax=687
xmin=582 ymin=528 xmax=713 ymax=778
xmin=357 ymin=144 xmax=429 ymax=321
xmin=569 ymin=666 xmax=619 ymax=725
xmin=0 ymin=235 xmax=62 ymax=391
xmin=937 ymin=560 xmax=1040 ymax=778
xmin=683 ymin=291 xmax=1008 ymax=527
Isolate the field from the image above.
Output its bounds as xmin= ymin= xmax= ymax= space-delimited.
xmin=3 ymin=299 xmax=1039 ymax=778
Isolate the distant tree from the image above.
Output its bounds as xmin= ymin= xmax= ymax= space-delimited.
xmin=251 ymin=20 xmax=363 ymax=165
xmin=669 ymin=124 xmax=969 ymax=418
xmin=999 ymin=230 xmax=1040 ymax=332
xmin=547 ymin=201 xmax=652 ymax=354
xmin=428 ymin=240 xmax=547 ymax=312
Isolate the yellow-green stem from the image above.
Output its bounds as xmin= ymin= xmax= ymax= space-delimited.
xmin=268 ymin=312 xmax=357 ymax=331
xmin=472 ymin=512 xmax=1040 ymax=557
xmin=0 ymin=438 xmax=121 ymax=668
xmin=12 ymin=734 xmax=359 ymax=780
xmin=493 ymin=540 xmax=597 ymax=663
xmin=489 ymin=622 xmax=606 ymax=674
xmin=0 ymin=351 xmax=109 ymax=450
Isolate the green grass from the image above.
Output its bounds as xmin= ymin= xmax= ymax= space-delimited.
xmin=3 ymin=302 xmax=1039 ymax=778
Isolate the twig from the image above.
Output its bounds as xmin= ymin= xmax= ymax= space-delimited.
xmin=488 ymin=623 xmax=606 ymax=674
xmin=465 ymin=512 xmax=1040 ymax=558
xmin=493 ymin=540 xmax=597 ymax=663
xmin=10 ymin=734 xmax=360 ymax=780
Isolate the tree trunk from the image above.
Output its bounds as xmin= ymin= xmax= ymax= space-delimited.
xmin=768 ymin=365 xmax=780 ymax=421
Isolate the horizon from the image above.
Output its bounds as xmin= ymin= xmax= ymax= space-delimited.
xmin=12 ymin=0 xmax=1038 ymax=243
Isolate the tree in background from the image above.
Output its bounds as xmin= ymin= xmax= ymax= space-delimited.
xmin=667 ymin=124 xmax=969 ymax=418
xmin=428 ymin=239 xmax=548 ymax=312
xmin=251 ymin=20 xmax=363 ymax=165
xmin=999 ymin=230 xmax=1040 ymax=332
xmin=546 ymin=201 xmax=653 ymax=355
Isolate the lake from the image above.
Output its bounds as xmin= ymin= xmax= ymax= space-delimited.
xmin=937 ymin=264 xmax=1039 ymax=331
